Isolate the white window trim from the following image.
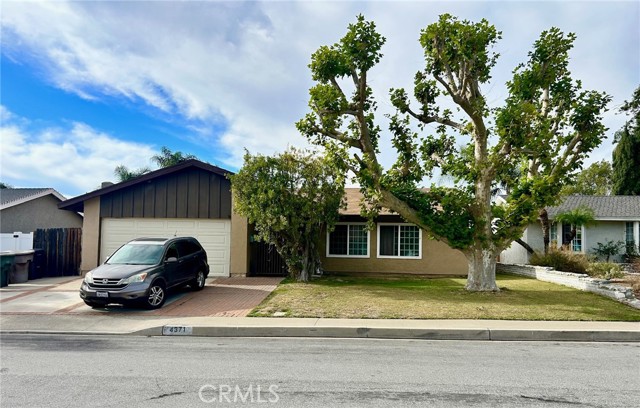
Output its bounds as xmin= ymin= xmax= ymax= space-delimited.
xmin=556 ymin=222 xmax=585 ymax=253
xmin=326 ymin=222 xmax=370 ymax=258
xmin=550 ymin=222 xmax=559 ymax=248
xmin=571 ymin=224 xmax=586 ymax=253
xmin=376 ymin=223 xmax=422 ymax=259
xmin=627 ymin=221 xmax=640 ymax=253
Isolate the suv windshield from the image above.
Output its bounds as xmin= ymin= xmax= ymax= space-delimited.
xmin=107 ymin=243 xmax=165 ymax=265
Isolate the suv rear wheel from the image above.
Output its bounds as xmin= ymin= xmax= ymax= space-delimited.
xmin=190 ymin=270 xmax=206 ymax=291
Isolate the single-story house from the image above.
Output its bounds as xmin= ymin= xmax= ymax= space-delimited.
xmin=58 ymin=161 xmax=467 ymax=277
xmin=1 ymin=188 xmax=83 ymax=234
xmin=319 ymin=188 xmax=468 ymax=275
xmin=500 ymin=195 xmax=640 ymax=264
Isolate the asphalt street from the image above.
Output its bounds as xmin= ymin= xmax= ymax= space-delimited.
xmin=1 ymin=334 xmax=638 ymax=407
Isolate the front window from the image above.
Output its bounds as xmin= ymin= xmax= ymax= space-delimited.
xmin=549 ymin=222 xmax=557 ymax=245
xmin=378 ymin=224 xmax=421 ymax=258
xmin=327 ymin=224 xmax=369 ymax=257
xmin=626 ymin=222 xmax=635 ymax=246
xmin=571 ymin=225 xmax=583 ymax=252
xmin=107 ymin=243 xmax=165 ymax=265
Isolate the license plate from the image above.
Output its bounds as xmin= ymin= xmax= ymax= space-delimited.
xmin=96 ymin=291 xmax=109 ymax=298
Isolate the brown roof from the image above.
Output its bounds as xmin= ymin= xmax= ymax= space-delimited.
xmin=58 ymin=160 xmax=233 ymax=213
xmin=341 ymin=188 xmax=394 ymax=215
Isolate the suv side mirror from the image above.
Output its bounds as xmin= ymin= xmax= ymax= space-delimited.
xmin=165 ymin=257 xmax=178 ymax=263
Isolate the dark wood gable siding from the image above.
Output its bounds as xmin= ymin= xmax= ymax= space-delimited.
xmin=100 ymin=168 xmax=231 ymax=219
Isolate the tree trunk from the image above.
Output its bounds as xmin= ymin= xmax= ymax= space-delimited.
xmin=539 ymin=208 xmax=550 ymax=254
xmin=515 ymin=238 xmax=535 ymax=255
xmin=465 ymin=248 xmax=500 ymax=292
xmin=298 ymin=244 xmax=310 ymax=282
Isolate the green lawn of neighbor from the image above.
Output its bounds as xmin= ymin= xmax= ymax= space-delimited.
xmin=249 ymin=274 xmax=640 ymax=321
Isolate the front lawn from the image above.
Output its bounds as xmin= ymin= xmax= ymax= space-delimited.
xmin=249 ymin=274 xmax=640 ymax=321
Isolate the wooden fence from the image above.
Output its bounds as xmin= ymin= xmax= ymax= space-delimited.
xmin=33 ymin=228 xmax=82 ymax=277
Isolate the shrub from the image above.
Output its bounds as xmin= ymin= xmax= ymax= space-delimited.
xmin=593 ymin=240 xmax=625 ymax=261
xmin=586 ymin=262 xmax=625 ymax=280
xmin=530 ymin=249 xmax=590 ymax=274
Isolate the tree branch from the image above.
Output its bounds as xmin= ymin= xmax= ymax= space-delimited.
xmin=405 ymin=106 xmax=464 ymax=131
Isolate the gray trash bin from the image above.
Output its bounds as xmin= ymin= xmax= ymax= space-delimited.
xmin=10 ymin=250 xmax=34 ymax=284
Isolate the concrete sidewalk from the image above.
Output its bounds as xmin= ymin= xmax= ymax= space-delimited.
xmin=1 ymin=276 xmax=638 ymax=342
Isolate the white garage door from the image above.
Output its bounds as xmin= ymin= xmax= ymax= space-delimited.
xmin=100 ymin=218 xmax=231 ymax=277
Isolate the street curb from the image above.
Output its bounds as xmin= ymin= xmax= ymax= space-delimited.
xmin=0 ymin=330 xmax=130 ymax=336
xmin=129 ymin=325 xmax=640 ymax=342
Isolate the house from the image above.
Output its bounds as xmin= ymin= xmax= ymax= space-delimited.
xmin=500 ymin=195 xmax=640 ymax=264
xmin=58 ymin=160 xmax=249 ymax=277
xmin=319 ymin=188 xmax=468 ymax=275
xmin=58 ymin=163 xmax=468 ymax=277
xmin=0 ymin=188 xmax=83 ymax=234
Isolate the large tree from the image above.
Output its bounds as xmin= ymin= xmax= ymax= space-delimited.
xmin=297 ymin=15 xmax=610 ymax=291
xmin=612 ymin=86 xmax=640 ymax=195
xmin=560 ymin=160 xmax=612 ymax=196
xmin=230 ymin=148 xmax=346 ymax=282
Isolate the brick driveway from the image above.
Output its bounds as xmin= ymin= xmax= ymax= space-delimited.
xmin=0 ymin=276 xmax=283 ymax=317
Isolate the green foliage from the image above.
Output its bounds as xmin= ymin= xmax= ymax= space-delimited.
xmin=230 ymin=148 xmax=346 ymax=282
xmin=113 ymin=165 xmax=151 ymax=182
xmin=560 ymin=160 xmax=612 ymax=196
xmin=530 ymin=249 xmax=589 ymax=274
xmin=612 ymin=86 xmax=640 ymax=195
xmin=151 ymin=146 xmax=197 ymax=168
xmin=554 ymin=206 xmax=595 ymax=226
xmin=298 ymin=14 xmax=610 ymax=291
xmin=113 ymin=146 xmax=198 ymax=183
xmin=592 ymin=240 xmax=625 ymax=262
xmin=0 ymin=182 xmax=12 ymax=189
xmin=586 ymin=262 xmax=624 ymax=280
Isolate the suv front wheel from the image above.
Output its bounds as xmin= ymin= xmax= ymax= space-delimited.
xmin=144 ymin=281 xmax=166 ymax=309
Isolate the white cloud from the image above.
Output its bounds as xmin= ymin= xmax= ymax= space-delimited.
xmin=0 ymin=1 xmax=637 ymax=177
xmin=0 ymin=108 xmax=156 ymax=196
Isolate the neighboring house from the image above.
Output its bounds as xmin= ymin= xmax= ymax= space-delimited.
xmin=0 ymin=188 xmax=83 ymax=233
xmin=501 ymin=195 xmax=640 ymax=264
xmin=58 ymin=160 xmax=247 ymax=277
xmin=319 ymin=188 xmax=468 ymax=275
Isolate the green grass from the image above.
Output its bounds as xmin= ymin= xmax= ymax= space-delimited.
xmin=249 ymin=274 xmax=640 ymax=321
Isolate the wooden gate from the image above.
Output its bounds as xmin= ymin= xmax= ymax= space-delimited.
xmin=33 ymin=228 xmax=82 ymax=277
xmin=249 ymin=241 xmax=287 ymax=277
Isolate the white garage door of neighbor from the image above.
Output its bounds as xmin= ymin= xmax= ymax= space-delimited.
xmin=100 ymin=218 xmax=231 ymax=277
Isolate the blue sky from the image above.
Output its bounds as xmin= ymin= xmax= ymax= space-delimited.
xmin=1 ymin=1 xmax=638 ymax=197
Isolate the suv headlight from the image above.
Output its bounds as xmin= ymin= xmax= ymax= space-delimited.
xmin=119 ymin=272 xmax=148 ymax=285
xmin=84 ymin=272 xmax=93 ymax=284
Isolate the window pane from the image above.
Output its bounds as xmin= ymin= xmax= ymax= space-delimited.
xmin=399 ymin=225 xmax=420 ymax=257
xmin=572 ymin=224 xmax=582 ymax=252
xmin=348 ymin=225 xmax=368 ymax=256
xmin=379 ymin=225 xmax=398 ymax=256
xmin=329 ymin=225 xmax=348 ymax=255
xmin=550 ymin=223 xmax=557 ymax=242
xmin=626 ymin=222 xmax=634 ymax=244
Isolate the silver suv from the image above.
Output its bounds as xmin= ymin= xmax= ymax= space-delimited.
xmin=79 ymin=237 xmax=209 ymax=309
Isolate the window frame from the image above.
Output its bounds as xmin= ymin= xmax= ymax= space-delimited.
xmin=376 ymin=223 xmax=422 ymax=259
xmin=326 ymin=222 xmax=370 ymax=258
xmin=571 ymin=224 xmax=585 ymax=253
